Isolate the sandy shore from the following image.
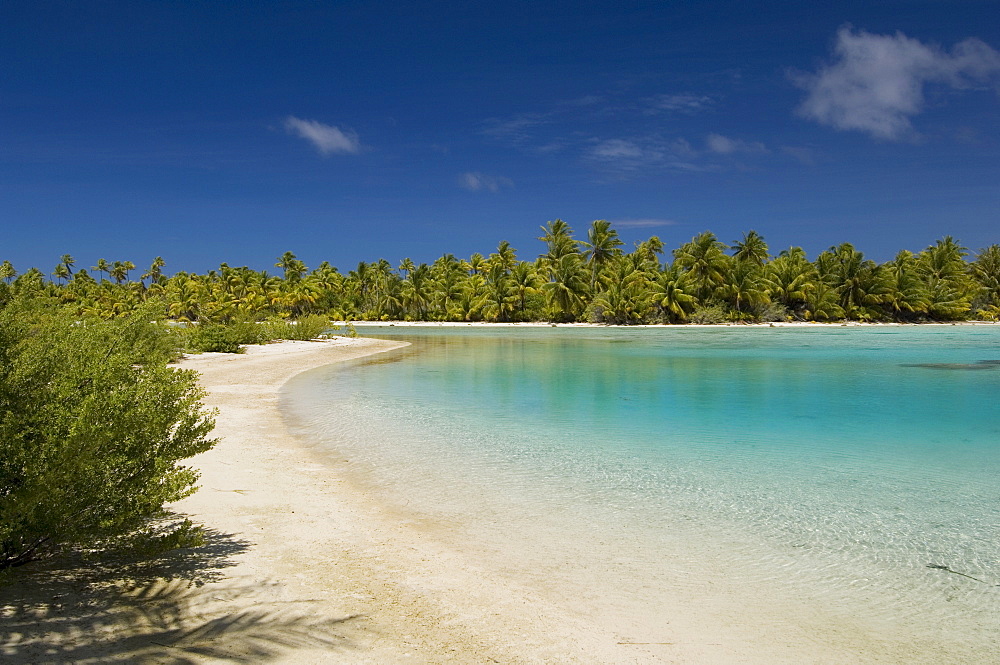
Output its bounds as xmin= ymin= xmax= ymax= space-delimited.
xmin=2 ymin=333 xmax=975 ymax=663
xmin=162 ymin=337 xmax=688 ymax=663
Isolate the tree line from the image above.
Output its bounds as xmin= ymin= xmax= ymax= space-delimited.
xmin=3 ymin=221 xmax=1000 ymax=324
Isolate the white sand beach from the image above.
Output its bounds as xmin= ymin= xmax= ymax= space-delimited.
xmin=2 ymin=333 xmax=974 ymax=664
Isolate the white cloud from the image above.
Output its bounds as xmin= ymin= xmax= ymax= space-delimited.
xmin=591 ymin=139 xmax=646 ymax=159
xmin=460 ymin=172 xmax=513 ymax=193
xmin=649 ymin=93 xmax=712 ymax=113
xmin=611 ymin=218 xmax=677 ymax=228
xmin=587 ymin=137 xmax=717 ymax=174
xmin=284 ymin=116 xmax=361 ymax=155
xmin=794 ymin=26 xmax=1000 ymax=140
xmin=706 ymin=133 xmax=767 ymax=154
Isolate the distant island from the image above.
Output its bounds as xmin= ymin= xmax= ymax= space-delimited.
xmin=3 ymin=222 xmax=999 ymax=328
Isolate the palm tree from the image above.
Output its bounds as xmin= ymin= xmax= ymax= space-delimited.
xmin=280 ymin=280 xmax=324 ymax=318
xmin=538 ymin=219 xmax=579 ymax=265
xmin=542 ymin=253 xmax=589 ymax=321
xmin=309 ymin=261 xmax=343 ymax=313
xmin=481 ymin=261 xmax=516 ymax=322
xmin=590 ymin=254 xmax=653 ymax=324
xmin=467 ymin=252 xmax=486 ymax=275
xmin=0 ymin=260 xmax=17 ymax=284
xmin=509 ymin=261 xmax=542 ymax=320
xmin=731 ymin=231 xmax=769 ymax=266
xmin=143 ymin=256 xmax=167 ymax=286
xmin=763 ymin=247 xmax=818 ymax=318
xmin=917 ymin=237 xmax=975 ymax=320
xmin=275 ymin=251 xmax=307 ymax=283
xmin=371 ymin=258 xmax=403 ymax=319
xmin=652 ymin=263 xmax=696 ymax=323
xmin=14 ymin=267 xmax=46 ymax=296
xmin=59 ymin=254 xmax=76 ymax=276
xmin=52 ymin=262 xmax=70 ymax=285
xmin=880 ymin=251 xmax=930 ymax=320
xmin=580 ymin=219 xmax=624 ymax=291
xmin=401 ymin=263 xmax=433 ymax=320
xmin=816 ymin=243 xmax=883 ymax=319
xmin=805 ymin=281 xmax=844 ymax=321
xmin=717 ymin=259 xmax=769 ymax=318
xmin=919 ymin=236 xmax=968 ymax=282
xmin=109 ymin=261 xmax=128 ymax=285
xmin=491 ymin=241 xmax=518 ymax=273
xmin=632 ymin=236 xmax=665 ymax=269
xmin=971 ymin=244 xmax=1000 ymax=310
xmin=398 ymin=257 xmax=415 ymax=280
xmin=428 ymin=254 xmax=466 ymax=320
xmin=92 ymin=258 xmax=110 ymax=282
xmin=673 ymin=232 xmax=730 ymax=304
xmin=450 ymin=274 xmax=487 ymax=321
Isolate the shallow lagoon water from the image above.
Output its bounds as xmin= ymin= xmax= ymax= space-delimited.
xmin=281 ymin=325 xmax=1000 ymax=659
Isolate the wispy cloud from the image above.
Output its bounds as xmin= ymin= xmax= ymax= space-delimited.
xmin=647 ymin=93 xmax=713 ymax=114
xmin=483 ymin=113 xmax=551 ymax=145
xmin=780 ymin=145 xmax=816 ymax=165
xmin=459 ymin=172 xmax=513 ymax=192
xmin=706 ymin=133 xmax=767 ymax=154
xmin=591 ymin=139 xmax=647 ymax=160
xmin=284 ymin=116 xmax=362 ymax=154
xmin=586 ymin=136 xmax=719 ymax=174
xmin=611 ymin=218 xmax=677 ymax=228
xmin=793 ymin=26 xmax=1000 ymax=140
xmin=587 ymin=138 xmax=685 ymax=175
xmin=487 ymin=91 xmax=768 ymax=177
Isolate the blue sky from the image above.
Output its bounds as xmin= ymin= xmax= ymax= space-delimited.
xmin=2 ymin=1 xmax=999 ymax=275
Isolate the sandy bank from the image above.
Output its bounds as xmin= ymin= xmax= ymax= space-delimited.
xmin=162 ymin=337 xmax=675 ymax=663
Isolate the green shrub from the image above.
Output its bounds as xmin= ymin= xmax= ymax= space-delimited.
xmin=688 ymin=304 xmax=728 ymax=324
xmin=262 ymin=315 xmax=330 ymax=341
xmin=0 ymin=300 xmax=217 ymax=569
xmin=188 ymin=324 xmax=245 ymax=353
xmin=756 ymin=302 xmax=790 ymax=322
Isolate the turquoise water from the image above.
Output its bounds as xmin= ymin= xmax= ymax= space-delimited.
xmin=281 ymin=325 xmax=1000 ymax=658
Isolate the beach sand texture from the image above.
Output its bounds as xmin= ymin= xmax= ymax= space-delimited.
xmin=1 ymin=335 xmax=961 ymax=664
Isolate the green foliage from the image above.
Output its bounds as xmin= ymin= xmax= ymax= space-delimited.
xmin=182 ymin=314 xmax=334 ymax=353
xmin=187 ymin=323 xmax=248 ymax=353
xmin=688 ymin=304 xmax=729 ymax=324
xmin=757 ymin=302 xmax=790 ymax=322
xmin=261 ymin=314 xmax=330 ymax=341
xmin=4 ymin=229 xmax=1000 ymax=326
xmin=0 ymin=299 xmax=217 ymax=569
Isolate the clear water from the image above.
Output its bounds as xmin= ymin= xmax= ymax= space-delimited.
xmin=280 ymin=325 xmax=1000 ymax=658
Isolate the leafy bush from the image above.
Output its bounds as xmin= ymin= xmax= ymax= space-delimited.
xmin=261 ymin=315 xmax=330 ymax=341
xmin=187 ymin=324 xmax=246 ymax=353
xmin=757 ymin=302 xmax=790 ymax=322
xmin=181 ymin=315 xmax=336 ymax=354
xmin=0 ymin=300 xmax=217 ymax=569
xmin=688 ymin=304 xmax=729 ymax=324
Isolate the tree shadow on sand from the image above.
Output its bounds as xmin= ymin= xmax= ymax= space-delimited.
xmin=1 ymin=518 xmax=362 ymax=664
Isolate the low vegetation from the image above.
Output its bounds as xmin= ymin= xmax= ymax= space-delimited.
xmin=0 ymin=299 xmax=217 ymax=571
